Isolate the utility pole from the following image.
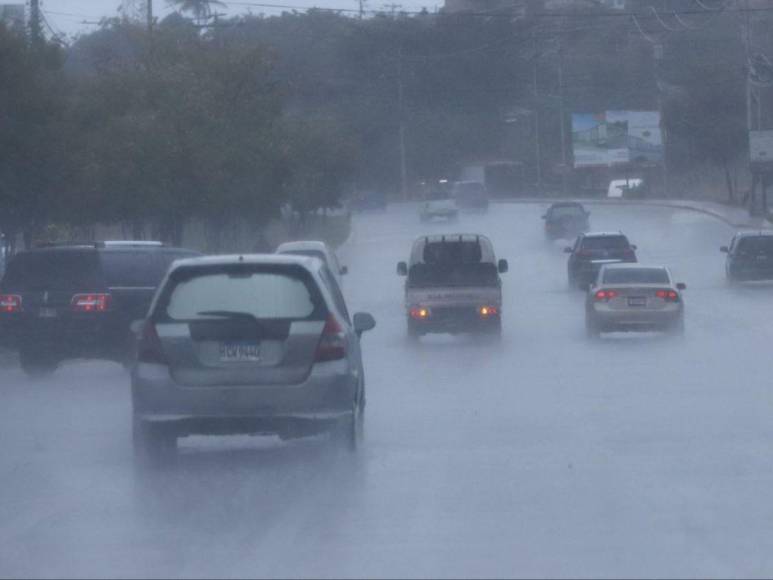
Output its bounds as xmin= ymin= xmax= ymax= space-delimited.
xmin=532 ymin=30 xmax=543 ymax=194
xmin=397 ymin=45 xmax=408 ymax=200
xmin=147 ymin=0 xmax=154 ymax=33
xmin=358 ymin=0 xmax=365 ymax=19
xmin=557 ymin=23 xmax=569 ymax=196
xmin=29 ymin=0 xmax=42 ymax=46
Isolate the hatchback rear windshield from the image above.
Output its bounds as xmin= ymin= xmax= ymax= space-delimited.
xmin=550 ymin=205 xmax=586 ymax=218
xmin=160 ymin=267 xmax=327 ymax=322
xmin=603 ymin=268 xmax=669 ymax=285
xmin=736 ymin=237 xmax=773 ymax=254
xmin=2 ymin=250 xmax=101 ymax=291
xmin=581 ymin=236 xmax=630 ymax=250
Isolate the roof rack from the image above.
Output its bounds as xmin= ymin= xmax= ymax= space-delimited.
xmin=34 ymin=241 xmax=99 ymax=249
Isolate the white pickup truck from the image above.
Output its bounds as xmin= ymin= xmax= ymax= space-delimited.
xmin=397 ymin=234 xmax=508 ymax=338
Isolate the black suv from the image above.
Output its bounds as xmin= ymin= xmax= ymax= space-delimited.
xmin=542 ymin=202 xmax=590 ymax=240
xmin=0 ymin=242 xmax=200 ymax=375
xmin=721 ymin=232 xmax=773 ymax=283
xmin=565 ymin=232 xmax=638 ymax=289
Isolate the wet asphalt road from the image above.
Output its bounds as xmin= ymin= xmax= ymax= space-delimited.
xmin=2 ymin=203 xmax=773 ymax=578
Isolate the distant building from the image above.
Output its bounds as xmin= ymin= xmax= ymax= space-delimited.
xmin=443 ymin=0 xmax=528 ymax=15
xmin=0 ymin=4 xmax=25 ymax=29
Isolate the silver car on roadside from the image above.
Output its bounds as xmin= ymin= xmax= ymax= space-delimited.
xmin=585 ymin=264 xmax=686 ymax=338
xmin=131 ymin=254 xmax=375 ymax=465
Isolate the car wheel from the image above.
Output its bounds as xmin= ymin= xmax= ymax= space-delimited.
xmin=585 ymin=315 xmax=601 ymax=339
xmin=19 ymin=348 xmax=58 ymax=378
xmin=407 ymin=319 xmax=421 ymax=341
xmin=133 ymin=415 xmax=177 ymax=468
xmin=332 ymin=404 xmax=362 ymax=453
xmin=670 ymin=317 xmax=686 ymax=337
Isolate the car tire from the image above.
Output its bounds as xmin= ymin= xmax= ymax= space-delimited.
xmin=19 ymin=348 xmax=58 ymax=378
xmin=407 ymin=319 xmax=421 ymax=340
xmin=133 ymin=415 xmax=177 ymax=469
xmin=332 ymin=404 xmax=362 ymax=453
xmin=585 ymin=315 xmax=601 ymax=339
xmin=670 ymin=317 xmax=686 ymax=337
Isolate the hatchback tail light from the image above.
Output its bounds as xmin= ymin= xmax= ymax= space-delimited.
xmin=137 ymin=322 xmax=168 ymax=365
xmin=315 ymin=315 xmax=346 ymax=362
xmin=623 ymin=248 xmax=636 ymax=258
xmin=71 ymin=293 xmax=111 ymax=312
xmin=594 ymin=289 xmax=619 ymax=301
xmin=0 ymin=294 xmax=22 ymax=313
xmin=656 ymin=289 xmax=680 ymax=302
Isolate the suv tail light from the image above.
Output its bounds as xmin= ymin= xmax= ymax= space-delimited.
xmin=71 ymin=293 xmax=111 ymax=312
xmin=656 ymin=289 xmax=679 ymax=302
xmin=409 ymin=307 xmax=430 ymax=320
xmin=137 ymin=322 xmax=168 ymax=365
xmin=623 ymin=248 xmax=636 ymax=258
xmin=479 ymin=306 xmax=498 ymax=318
xmin=0 ymin=294 xmax=22 ymax=313
xmin=594 ymin=289 xmax=619 ymax=301
xmin=315 ymin=315 xmax=346 ymax=362
xmin=577 ymin=249 xmax=593 ymax=257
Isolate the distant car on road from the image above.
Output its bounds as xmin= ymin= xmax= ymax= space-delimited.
xmin=585 ymin=264 xmax=686 ymax=338
xmin=420 ymin=189 xmax=459 ymax=223
xmin=131 ymin=254 xmax=376 ymax=465
xmin=566 ymin=231 xmax=638 ymax=289
xmin=397 ymin=234 xmax=508 ymax=338
xmin=452 ymin=181 xmax=489 ymax=212
xmin=542 ymin=202 xmax=590 ymax=240
xmin=721 ymin=232 xmax=773 ymax=283
xmin=0 ymin=241 xmax=200 ymax=376
xmin=275 ymin=240 xmax=348 ymax=285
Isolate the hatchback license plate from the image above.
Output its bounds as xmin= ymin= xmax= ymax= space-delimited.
xmin=628 ymin=297 xmax=647 ymax=307
xmin=219 ymin=342 xmax=261 ymax=362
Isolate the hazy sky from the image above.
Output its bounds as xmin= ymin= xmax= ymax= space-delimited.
xmin=41 ymin=0 xmax=441 ymax=37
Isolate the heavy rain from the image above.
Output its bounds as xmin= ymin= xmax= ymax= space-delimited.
xmin=2 ymin=1 xmax=773 ymax=578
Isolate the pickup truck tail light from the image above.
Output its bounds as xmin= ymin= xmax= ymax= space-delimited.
xmin=478 ymin=306 xmax=498 ymax=318
xmin=71 ymin=293 xmax=111 ymax=312
xmin=0 ymin=294 xmax=22 ymax=313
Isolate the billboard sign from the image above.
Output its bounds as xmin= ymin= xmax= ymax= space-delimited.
xmin=750 ymin=130 xmax=773 ymax=167
xmin=572 ymin=111 xmax=663 ymax=168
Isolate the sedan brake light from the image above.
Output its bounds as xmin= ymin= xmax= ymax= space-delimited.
xmin=315 ymin=315 xmax=346 ymax=362
xmin=409 ymin=307 xmax=430 ymax=320
xmin=71 ymin=293 xmax=111 ymax=312
xmin=479 ymin=306 xmax=498 ymax=318
xmin=656 ymin=289 xmax=679 ymax=302
xmin=0 ymin=294 xmax=22 ymax=313
xmin=594 ymin=289 xmax=619 ymax=301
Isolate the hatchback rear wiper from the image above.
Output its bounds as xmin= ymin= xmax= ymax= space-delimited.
xmin=197 ymin=310 xmax=259 ymax=322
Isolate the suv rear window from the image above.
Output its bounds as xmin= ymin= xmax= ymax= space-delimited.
xmin=100 ymin=250 xmax=198 ymax=287
xmin=581 ymin=236 xmax=630 ymax=250
xmin=2 ymin=250 xmax=101 ymax=291
xmin=161 ymin=267 xmax=326 ymax=322
xmin=736 ymin=237 xmax=773 ymax=254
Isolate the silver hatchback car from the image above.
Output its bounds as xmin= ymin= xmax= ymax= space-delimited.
xmin=585 ymin=264 xmax=686 ymax=338
xmin=131 ymin=255 xmax=375 ymax=465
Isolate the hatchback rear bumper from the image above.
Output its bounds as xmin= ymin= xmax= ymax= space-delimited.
xmin=132 ymin=361 xmax=357 ymax=436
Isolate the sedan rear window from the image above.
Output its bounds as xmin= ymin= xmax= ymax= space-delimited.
xmin=603 ymin=268 xmax=669 ymax=285
xmin=162 ymin=268 xmax=325 ymax=321
xmin=581 ymin=236 xmax=630 ymax=250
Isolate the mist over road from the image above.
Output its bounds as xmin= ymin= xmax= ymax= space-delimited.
xmin=2 ymin=203 xmax=773 ymax=578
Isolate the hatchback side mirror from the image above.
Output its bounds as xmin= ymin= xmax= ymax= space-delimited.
xmin=353 ymin=312 xmax=376 ymax=336
xmin=720 ymin=246 xmax=729 ymax=253
xmin=564 ymin=247 xmax=573 ymax=254
xmin=498 ymin=259 xmax=509 ymax=274
xmin=676 ymin=283 xmax=687 ymax=291
xmin=340 ymin=265 xmax=349 ymax=275
xmin=397 ymin=261 xmax=408 ymax=276
xmin=630 ymin=244 xmax=638 ymax=251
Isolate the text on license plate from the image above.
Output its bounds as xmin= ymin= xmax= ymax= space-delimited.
xmin=219 ymin=342 xmax=261 ymax=362
xmin=38 ymin=308 xmax=58 ymax=318
xmin=628 ymin=297 xmax=647 ymax=307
